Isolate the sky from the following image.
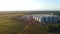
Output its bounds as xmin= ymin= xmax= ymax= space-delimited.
xmin=0 ymin=0 xmax=60 ymax=11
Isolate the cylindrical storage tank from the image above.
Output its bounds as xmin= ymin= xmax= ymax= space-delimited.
xmin=36 ymin=16 xmax=39 ymax=21
xmin=53 ymin=16 xmax=58 ymax=22
xmin=34 ymin=16 xmax=37 ymax=20
xmin=44 ymin=17 xmax=49 ymax=23
xmin=49 ymin=16 xmax=53 ymax=22
xmin=41 ymin=16 xmax=45 ymax=22
xmin=45 ymin=16 xmax=58 ymax=23
xmin=38 ymin=17 xmax=41 ymax=22
xmin=32 ymin=15 xmax=58 ymax=23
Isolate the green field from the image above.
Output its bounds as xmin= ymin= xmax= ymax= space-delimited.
xmin=0 ymin=14 xmax=25 ymax=34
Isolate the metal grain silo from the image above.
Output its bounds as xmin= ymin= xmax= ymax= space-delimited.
xmin=44 ymin=17 xmax=48 ymax=22
xmin=41 ymin=16 xmax=45 ymax=22
xmin=53 ymin=16 xmax=58 ymax=22
xmin=35 ymin=16 xmax=39 ymax=22
xmin=34 ymin=16 xmax=37 ymax=20
xmin=31 ymin=14 xmax=58 ymax=23
xmin=41 ymin=15 xmax=58 ymax=23
xmin=38 ymin=16 xmax=41 ymax=22
xmin=49 ymin=16 xmax=53 ymax=22
xmin=46 ymin=16 xmax=58 ymax=23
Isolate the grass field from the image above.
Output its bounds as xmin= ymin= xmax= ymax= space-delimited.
xmin=0 ymin=13 xmax=25 ymax=34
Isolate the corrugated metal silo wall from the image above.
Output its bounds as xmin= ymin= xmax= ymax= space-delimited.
xmin=41 ymin=16 xmax=58 ymax=23
xmin=53 ymin=16 xmax=58 ymax=22
xmin=36 ymin=16 xmax=39 ymax=21
xmin=32 ymin=15 xmax=42 ymax=22
xmin=38 ymin=16 xmax=41 ymax=22
xmin=41 ymin=16 xmax=45 ymax=23
xmin=49 ymin=17 xmax=52 ymax=22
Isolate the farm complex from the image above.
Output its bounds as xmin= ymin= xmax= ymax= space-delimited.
xmin=0 ymin=11 xmax=59 ymax=34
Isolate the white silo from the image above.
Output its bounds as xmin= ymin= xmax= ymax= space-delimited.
xmin=38 ymin=16 xmax=42 ymax=22
xmin=34 ymin=15 xmax=36 ymax=20
xmin=36 ymin=16 xmax=39 ymax=21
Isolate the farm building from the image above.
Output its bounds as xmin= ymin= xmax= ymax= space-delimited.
xmin=21 ymin=14 xmax=58 ymax=24
xmin=30 ymin=14 xmax=58 ymax=23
